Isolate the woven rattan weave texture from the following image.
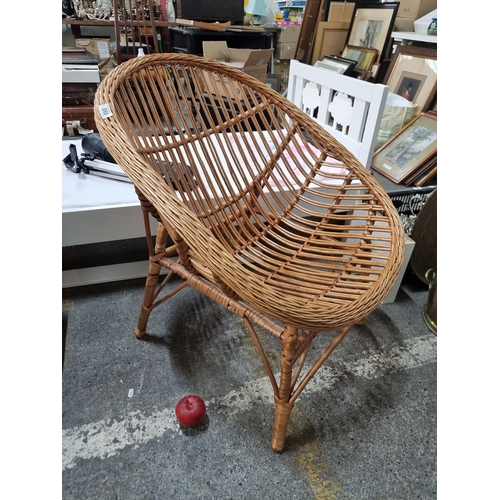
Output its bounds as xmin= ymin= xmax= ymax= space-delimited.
xmin=94 ymin=53 xmax=405 ymax=451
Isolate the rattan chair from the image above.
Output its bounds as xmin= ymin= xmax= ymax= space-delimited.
xmin=94 ymin=53 xmax=405 ymax=452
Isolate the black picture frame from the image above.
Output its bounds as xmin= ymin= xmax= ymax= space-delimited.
xmin=266 ymin=74 xmax=281 ymax=93
xmin=345 ymin=2 xmax=399 ymax=62
xmin=316 ymin=54 xmax=357 ymax=75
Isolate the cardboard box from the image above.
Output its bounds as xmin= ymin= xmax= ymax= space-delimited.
xmin=396 ymin=0 xmax=436 ymax=19
xmin=393 ymin=17 xmax=417 ymax=32
xmin=201 ymin=41 xmax=273 ymax=99
xmin=74 ymin=37 xmax=111 ymax=60
xmin=276 ymin=42 xmax=297 ymax=60
xmin=273 ymin=59 xmax=291 ymax=76
xmin=277 ymin=25 xmax=301 ymax=44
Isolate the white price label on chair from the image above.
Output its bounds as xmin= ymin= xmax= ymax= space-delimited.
xmin=98 ymin=104 xmax=113 ymax=119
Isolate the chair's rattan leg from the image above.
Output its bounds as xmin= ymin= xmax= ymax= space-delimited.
xmin=271 ymin=396 xmax=294 ymax=453
xmin=135 ymin=223 xmax=168 ymax=338
xmin=271 ymin=325 xmax=298 ymax=452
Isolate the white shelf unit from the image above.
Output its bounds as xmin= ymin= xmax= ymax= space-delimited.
xmin=391 ymin=32 xmax=437 ymax=44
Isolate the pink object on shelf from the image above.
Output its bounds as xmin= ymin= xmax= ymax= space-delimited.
xmin=160 ymin=0 xmax=167 ymax=21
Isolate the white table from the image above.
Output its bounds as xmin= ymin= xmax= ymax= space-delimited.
xmin=62 ymin=139 xmax=156 ymax=287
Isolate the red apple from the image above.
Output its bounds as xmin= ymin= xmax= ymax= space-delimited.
xmin=175 ymin=395 xmax=206 ymax=427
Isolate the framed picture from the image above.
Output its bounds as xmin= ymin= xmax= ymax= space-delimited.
xmin=326 ymin=1 xmax=356 ymax=23
xmin=345 ymin=2 xmax=399 ymax=62
xmin=370 ymin=62 xmax=380 ymax=79
xmin=341 ymin=45 xmax=378 ymax=72
xmin=315 ymin=55 xmax=357 ymax=75
xmin=351 ymin=68 xmax=372 ymax=81
xmin=266 ymin=74 xmax=281 ymax=93
xmin=382 ymin=45 xmax=438 ymax=113
xmin=311 ymin=21 xmax=350 ymax=65
xmin=371 ymin=112 xmax=437 ymax=184
xmin=403 ymin=155 xmax=437 ymax=186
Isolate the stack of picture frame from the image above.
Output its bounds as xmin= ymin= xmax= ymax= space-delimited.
xmin=371 ymin=44 xmax=438 ymax=185
xmin=371 ymin=112 xmax=437 ymax=186
xmin=314 ymin=2 xmax=399 ymax=80
xmin=314 ymin=1 xmax=438 ymax=186
xmin=327 ymin=4 xmax=398 ymax=53
xmin=342 ymin=2 xmax=400 ymax=63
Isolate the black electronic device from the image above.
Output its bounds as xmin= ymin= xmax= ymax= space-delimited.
xmin=63 ymin=134 xmax=197 ymax=190
xmin=175 ymin=0 xmax=245 ymax=23
xmin=63 ymin=143 xmax=132 ymax=183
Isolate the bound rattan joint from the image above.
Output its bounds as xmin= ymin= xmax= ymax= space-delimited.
xmin=94 ymin=53 xmax=404 ymax=452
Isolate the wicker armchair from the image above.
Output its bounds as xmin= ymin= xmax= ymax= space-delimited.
xmin=94 ymin=53 xmax=405 ymax=452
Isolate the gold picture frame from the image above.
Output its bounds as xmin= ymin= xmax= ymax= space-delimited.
xmin=371 ymin=112 xmax=437 ymax=184
xmin=341 ymin=45 xmax=378 ymax=72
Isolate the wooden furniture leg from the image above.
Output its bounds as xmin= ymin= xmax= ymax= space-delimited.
xmin=135 ymin=221 xmax=168 ymax=338
xmin=271 ymin=325 xmax=298 ymax=452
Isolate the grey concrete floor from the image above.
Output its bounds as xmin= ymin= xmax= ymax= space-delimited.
xmin=62 ymin=272 xmax=436 ymax=500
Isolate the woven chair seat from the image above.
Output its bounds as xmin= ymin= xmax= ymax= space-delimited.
xmin=94 ymin=53 xmax=404 ymax=452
